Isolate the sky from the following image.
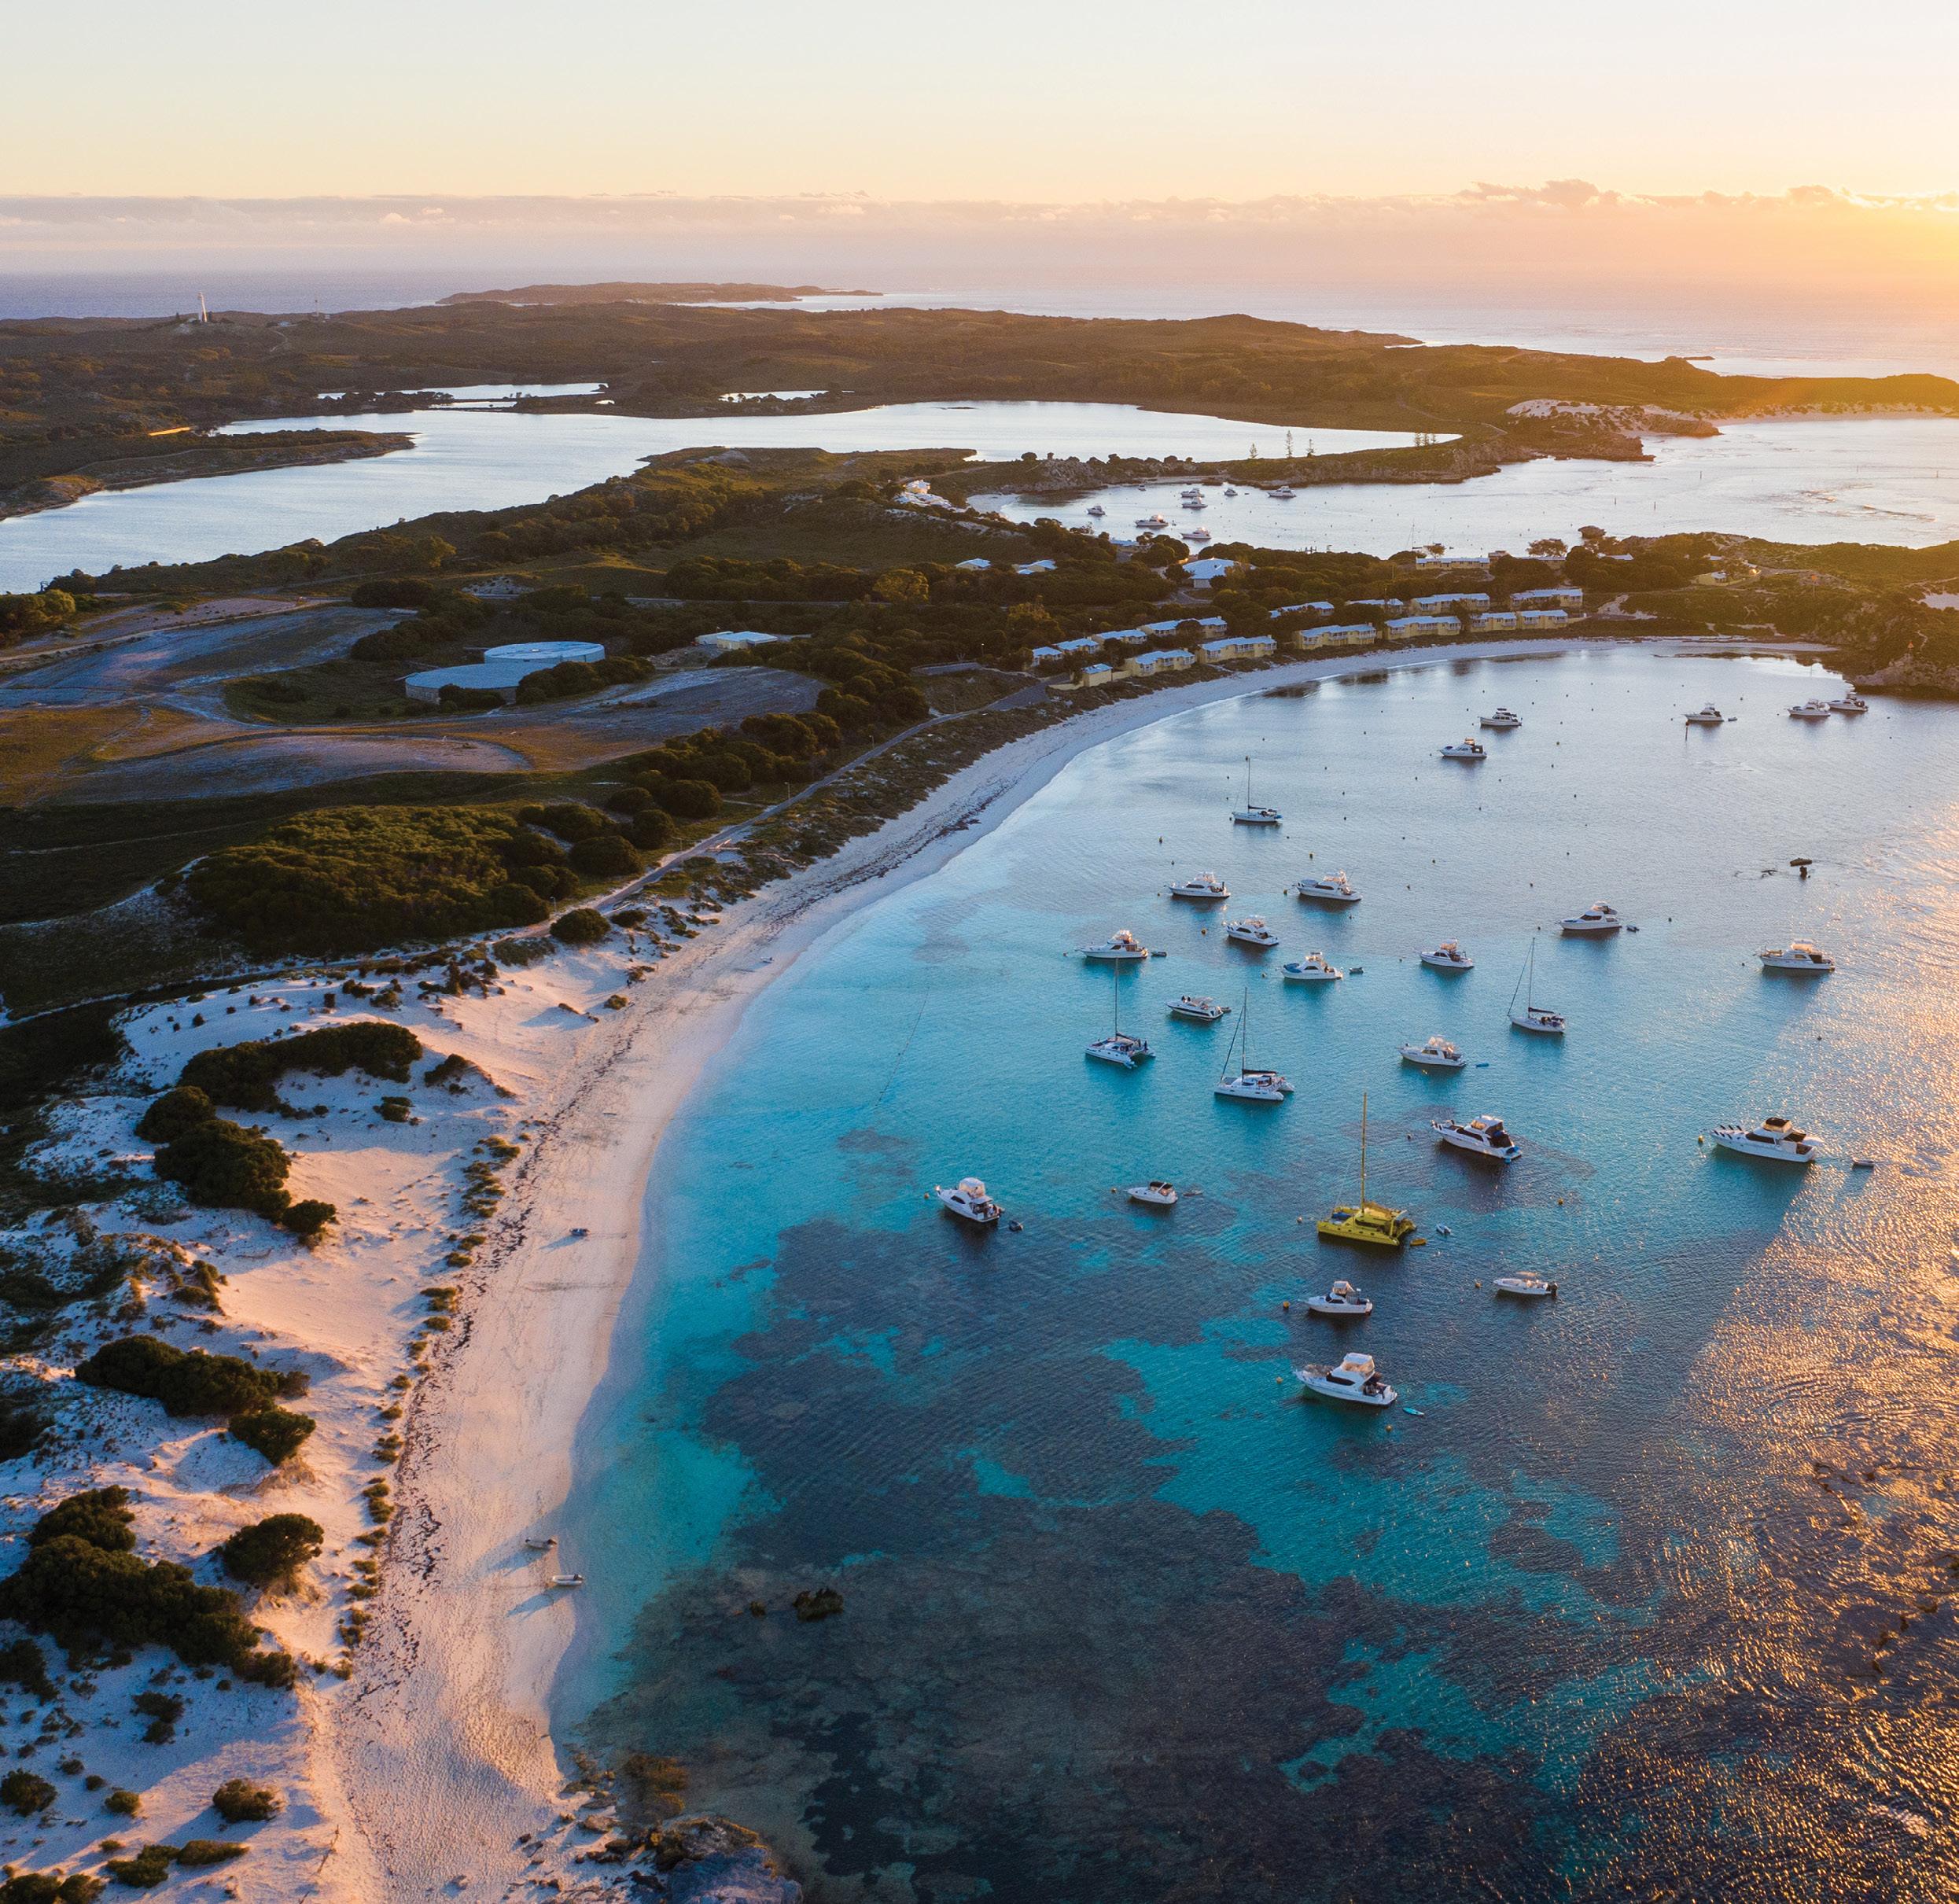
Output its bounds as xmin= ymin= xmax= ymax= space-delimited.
xmin=5 ymin=0 xmax=1959 ymax=202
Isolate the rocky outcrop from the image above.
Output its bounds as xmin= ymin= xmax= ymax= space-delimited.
xmin=559 ymin=1814 xmax=804 ymax=1903
xmin=1849 ymin=652 xmax=1959 ymax=698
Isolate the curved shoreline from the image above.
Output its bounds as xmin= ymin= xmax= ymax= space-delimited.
xmin=333 ymin=632 xmax=1840 ymax=1896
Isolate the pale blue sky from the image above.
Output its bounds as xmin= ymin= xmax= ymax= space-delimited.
xmin=5 ymin=0 xmax=1956 ymax=199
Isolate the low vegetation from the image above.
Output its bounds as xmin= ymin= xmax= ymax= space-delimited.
xmin=211 ymin=1778 xmax=281 ymax=1825
xmin=75 ymin=1338 xmax=304 ymax=1418
xmin=219 ymin=1513 xmax=325 ymax=1589
xmin=226 ymin=1403 xmax=317 ymax=1466
xmin=176 ymin=1022 xmax=422 ymax=1112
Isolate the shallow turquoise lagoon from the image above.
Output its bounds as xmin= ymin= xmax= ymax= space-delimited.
xmin=571 ymin=648 xmax=1959 ymax=1902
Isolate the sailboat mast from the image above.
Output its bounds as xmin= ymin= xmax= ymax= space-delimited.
xmin=1360 ymin=1092 xmax=1368 ymax=1208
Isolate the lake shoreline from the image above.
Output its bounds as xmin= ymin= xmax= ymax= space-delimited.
xmin=338 ymin=630 xmax=1845 ymax=1898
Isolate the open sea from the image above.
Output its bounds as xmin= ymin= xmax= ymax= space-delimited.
xmin=564 ymin=646 xmax=1959 ymax=1903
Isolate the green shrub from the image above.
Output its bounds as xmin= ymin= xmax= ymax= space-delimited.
xmin=376 ymin=1096 xmax=411 ymax=1123
xmin=628 ymin=808 xmax=675 ymax=853
xmin=604 ymin=786 xmax=653 ymax=815
xmin=153 ymin=1118 xmax=292 ymax=1221
xmin=28 ymin=1486 xmax=134 ymax=1552
xmin=281 ymin=1199 xmax=337 ymax=1239
xmin=0 ymin=1398 xmax=46 ymax=1461
xmin=132 ymin=1690 xmax=183 ymax=1744
xmin=0 ymin=1637 xmax=53 ymax=1699
xmin=211 ymin=1779 xmax=280 ymax=1825
xmin=0 ymin=1871 xmax=107 ymax=1902
xmin=175 ymin=1842 xmax=247 ymax=1869
xmin=134 ymin=1086 xmax=215 ymax=1144
xmin=0 ymin=1770 xmax=55 ymax=1815
xmin=650 ymin=778 xmax=720 ymax=821
xmin=569 ymin=833 xmax=639 ymax=878
xmin=179 ymin=1023 xmax=422 ymax=1112
xmin=102 ymin=1847 xmax=173 ymax=1889
xmin=488 ymin=880 xmax=550 ymax=923
xmin=519 ymin=801 xmax=606 ymax=843
xmin=549 ymin=908 xmax=609 ymax=946
xmin=227 ymin=1405 xmax=315 ymax=1466
xmin=185 ymin=805 xmax=566 ymax=956
xmin=348 ymin=578 xmax=440 ymax=610
xmin=492 ymin=935 xmax=551 ymax=967
xmin=105 ymin=1788 xmax=142 ymax=1816
xmin=75 ymin=1338 xmax=291 ymax=1418
xmin=219 ymin=1514 xmax=324 ymax=1589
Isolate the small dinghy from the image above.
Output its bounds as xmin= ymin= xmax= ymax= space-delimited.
xmin=524 ymin=1536 xmax=558 ymax=1552
xmin=549 ymin=1573 xmax=587 ymax=1589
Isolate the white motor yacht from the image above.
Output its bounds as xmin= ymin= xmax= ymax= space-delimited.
xmin=1440 ymin=737 xmax=1487 ymax=760
xmin=1167 ymin=994 xmax=1228 ymax=1022
xmin=1305 ymin=1280 xmax=1373 ymax=1317
xmin=1187 ymin=525 xmax=1213 ymax=542
xmin=936 ymin=1177 xmax=1003 ymax=1223
xmin=1493 ymin=1273 xmax=1558 ymax=1299
xmin=1828 ymin=692 xmax=1869 ymax=714
xmin=1081 ymin=929 xmax=1151 ymax=962
xmin=1086 ymin=1031 xmax=1154 ymax=1069
xmin=1421 ymin=941 xmax=1474 ymax=971
xmin=1295 ymin=871 xmax=1361 ymax=905
xmin=1758 ymin=941 xmax=1834 ymax=974
xmin=1135 ymin=512 xmax=1171 ymax=529
xmin=1232 ymin=759 xmax=1283 ymax=826
xmin=1128 ymin=1180 xmax=1179 ymax=1207
xmin=1708 ymin=1116 xmax=1816 ymax=1164
xmin=1184 ymin=496 xmax=1207 ymax=511
xmin=1685 ymin=703 xmax=1726 ymax=726
xmin=1788 ymin=698 xmax=1832 ymax=720
xmin=1086 ymin=504 xmax=1106 ymax=518
xmin=1295 ymin=1351 xmax=1397 ymax=1407
xmin=1282 ymin=952 xmax=1342 ymax=982
xmin=1559 ymin=902 xmax=1622 ymax=936
xmin=1214 ymin=992 xmax=1292 ymax=1101
xmin=1401 ymin=1035 xmax=1467 ymax=1070
xmin=1225 ymin=916 xmax=1280 ymax=949
xmin=1508 ymin=942 xmax=1565 ymax=1034
xmin=1168 ymin=871 xmax=1229 ymax=902
xmin=1272 ymin=485 xmax=1298 ymax=500
xmin=1224 ymin=486 xmax=1239 ymax=496
xmin=1432 ymin=1114 xmax=1520 ymax=1162
xmin=1480 ymin=708 xmax=1523 ymax=730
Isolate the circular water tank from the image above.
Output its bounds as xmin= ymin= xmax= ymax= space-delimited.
xmin=483 ymin=640 xmax=607 ymax=665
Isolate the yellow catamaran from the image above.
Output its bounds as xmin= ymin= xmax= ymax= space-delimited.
xmin=1316 ymin=1092 xmax=1419 ymax=1247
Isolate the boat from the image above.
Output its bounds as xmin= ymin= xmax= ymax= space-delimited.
xmin=1432 ymin=1113 xmax=1520 ymax=1163
xmin=1788 ymin=698 xmax=1832 ymax=720
xmin=1168 ymin=993 xmax=1229 ymax=1022
xmin=935 ymin=1177 xmax=1003 ymax=1223
xmin=1420 ymin=941 xmax=1474 ymax=972
xmin=1559 ymin=902 xmax=1622 ymax=936
xmin=1317 ymin=1094 xmax=1418 ymax=1247
xmin=1085 ymin=970 xmax=1154 ymax=1069
xmin=1180 ymin=485 xmax=1204 ymax=498
xmin=1758 ymin=941 xmax=1834 ymax=974
xmin=1401 ymin=1034 xmax=1466 ymax=1070
xmin=1224 ymin=915 xmax=1280 ymax=949
xmin=1168 ymin=871 xmax=1229 ymax=902
xmin=1213 ymin=989 xmax=1292 ymax=1102
xmin=1828 ymin=692 xmax=1869 ymax=713
xmin=1081 ymin=928 xmax=1150 ymax=962
xmin=1305 ymin=1280 xmax=1373 ymax=1317
xmin=1493 ymin=1273 xmax=1557 ymax=1298
xmin=1187 ymin=526 xmax=1213 ymax=542
xmin=1128 ymin=1180 xmax=1179 ymax=1207
xmin=1294 ymin=1352 xmax=1397 ymax=1407
xmin=523 ymin=1536 xmax=558 ymax=1551
xmin=548 ymin=1573 xmax=587 ymax=1589
xmin=1508 ymin=941 xmax=1566 ymax=1035
xmin=1223 ymin=487 xmax=1239 ymax=496
xmin=1295 ymin=870 xmax=1361 ymax=905
xmin=1135 ymin=512 xmax=1171 ymax=529
xmin=1480 ymin=707 xmax=1523 ymax=729
xmin=1272 ymin=486 xmax=1298 ymax=500
xmin=1183 ymin=496 xmax=1207 ymax=510
xmin=1440 ymin=738 xmax=1486 ymax=760
xmin=1708 ymin=1116 xmax=1816 ymax=1164
xmin=1232 ymin=757 xmax=1283 ymax=826
xmin=1685 ymin=703 xmax=1726 ymax=726
xmin=1086 ymin=504 xmax=1106 ymax=518
xmin=1282 ymin=952 xmax=1342 ymax=982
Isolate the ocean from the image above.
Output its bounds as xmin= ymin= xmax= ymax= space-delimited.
xmin=561 ymin=646 xmax=1959 ymax=1902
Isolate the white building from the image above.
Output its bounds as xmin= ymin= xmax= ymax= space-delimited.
xmin=404 ymin=639 xmax=607 ymax=706
xmin=1055 ymin=635 xmax=1107 ymax=657
xmin=1199 ymin=634 xmax=1276 ymax=663
xmin=1029 ymin=644 xmax=1064 ymax=667
xmin=1077 ymin=661 xmax=1117 ymax=687
xmin=1181 ymin=557 xmax=1242 ymax=585
xmin=1130 ymin=648 xmax=1197 ymax=677
xmin=1514 ymin=587 xmax=1585 ymax=610
xmin=895 ymin=478 xmax=954 ymax=510
xmin=698 ymin=630 xmax=786 ymax=656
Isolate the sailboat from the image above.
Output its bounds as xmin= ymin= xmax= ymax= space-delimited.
xmin=1316 ymin=1093 xmax=1417 ymax=1246
xmin=1085 ymin=964 xmax=1154 ymax=1069
xmin=1213 ymin=986 xmax=1292 ymax=1101
xmin=1508 ymin=940 xmax=1566 ymax=1035
xmin=1232 ymin=757 xmax=1283 ymax=826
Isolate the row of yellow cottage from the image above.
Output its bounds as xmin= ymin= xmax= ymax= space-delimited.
xmin=1031 ymin=604 xmax=1575 ymax=687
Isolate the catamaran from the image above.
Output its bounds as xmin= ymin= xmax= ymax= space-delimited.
xmin=1213 ymin=989 xmax=1292 ymax=1102
xmin=1085 ymin=967 xmax=1154 ymax=1069
xmin=1317 ymin=1093 xmax=1418 ymax=1247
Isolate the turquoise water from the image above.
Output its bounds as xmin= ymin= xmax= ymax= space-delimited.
xmin=572 ymin=648 xmax=1959 ymax=1902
